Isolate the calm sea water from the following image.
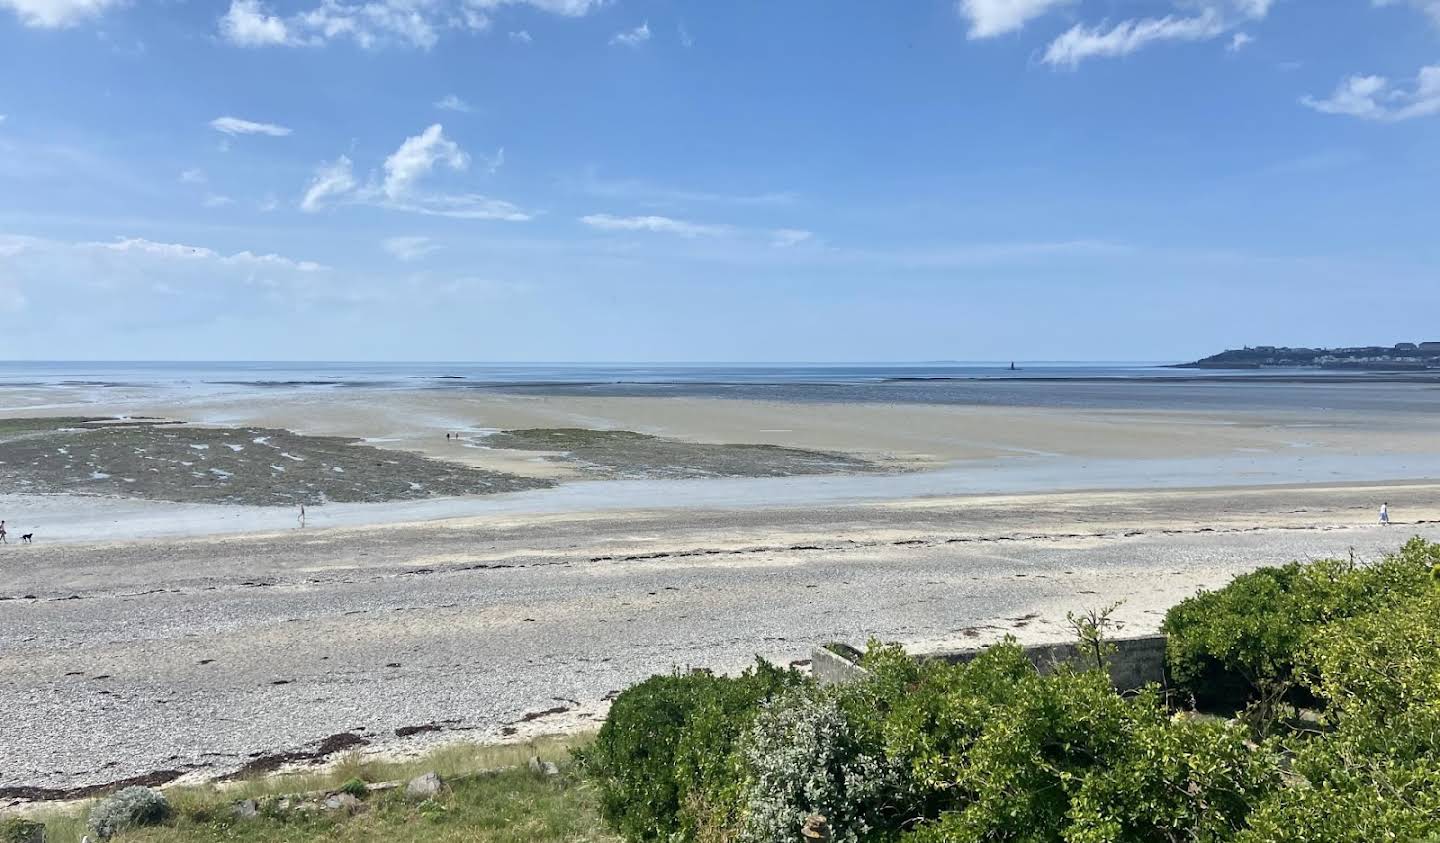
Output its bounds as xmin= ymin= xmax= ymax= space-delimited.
xmin=3 ymin=360 xmax=1438 ymax=413
xmin=0 ymin=359 xmax=1305 ymax=388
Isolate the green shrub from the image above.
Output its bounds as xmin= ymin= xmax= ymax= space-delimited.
xmin=906 ymin=670 xmax=1162 ymax=841
xmin=1065 ymin=716 xmax=1281 ymax=843
xmin=0 ymin=817 xmax=46 ymax=843
xmin=88 ymin=786 xmax=171 ymax=838
xmin=337 ymin=777 xmax=368 ymax=798
xmin=582 ymin=660 xmax=802 ymax=841
xmin=736 ymin=687 xmax=915 ymax=843
xmin=1162 ymin=539 xmax=1437 ymax=713
xmin=1238 ymin=752 xmax=1440 ymax=843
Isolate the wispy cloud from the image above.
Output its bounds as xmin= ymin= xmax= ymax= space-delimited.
xmin=202 ymin=194 xmax=235 ymax=208
xmin=301 ymin=156 xmax=359 ymax=212
xmin=434 ymin=94 xmax=472 ymax=112
xmin=956 ymin=0 xmax=1072 ymax=39
xmin=382 ymin=236 xmax=440 ymax=261
xmin=90 ymin=236 xmax=326 ymax=272
xmin=218 ymin=0 xmax=605 ymax=50
xmin=1302 ymin=65 xmax=1440 ymax=121
xmin=1373 ymin=0 xmax=1440 ymax=28
xmin=509 ymin=29 xmax=532 ymax=43
xmin=576 ymin=170 xmax=797 ymax=207
xmin=300 ymin=125 xmax=529 ymax=220
xmin=210 ymin=116 xmax=292 ymax=137
xmin=580 ymin=214 xmax=729 ymax=238
xmin=0 ymin=0 xmax=122 ymax=28
xmin=678 ymin=23 xmax=693 ymax=47
xmin=610 ymin=21 xmax=650 ymax=47
xmin=1227 ymin=32 xmax=1254 ymax=52
xmin=1043 ymin=10 xmax=1226 ymax=68
xmin=771 ymin=229 xmax=814 ymax=248
xmin=179 ymin=168 xmax=207 ymax=184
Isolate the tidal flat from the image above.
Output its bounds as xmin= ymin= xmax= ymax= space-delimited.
xmin=480 ymin=427 xmax=881 ymax=479
xmin=0 ymin=418 xmax=552 ymax=507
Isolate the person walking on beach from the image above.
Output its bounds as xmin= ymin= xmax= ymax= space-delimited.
xmin=1380 ymin=502 xmax=1391 ymax=526
xmin=0 ymin=520 xmax=6 ymax=544
xmin=298 ymin=504 xmax=306 ymax=528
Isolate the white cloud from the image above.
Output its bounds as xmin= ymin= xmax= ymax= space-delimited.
xmin=92 ymin=237 xmax=326 ymax=272
xmin=580 ymin=214 xmax=729 ymax=238
xmin=771 ymin=229 xmax=814 ymax=248
xmin=678 ymin=23 xmax=693 ymax=47
xmin=1043 ymin=10 xmax=1226 ymax=68
xmin=610 ymin=21 xmax=649 ymax=47
xmin=0 ymin=115 xmax=6 ymax=125
xmin=1373 ymin=0 xmax=1440 ymax=28
xmin=1301 ymin=65 xmax=1440 ymax=121
xmin=0 ymin=0 xmax=119 ymax=28
xmin=509 ymin=29 xmax=531 ymax=43
xmin=382 ymin=236 xmax=439 ymax=261
xmin=301 ymin=155 xmax=358 ymax=212
xmin=259 ymin=194 xmax=280 ymax=212
xmin=202 ymin=194 xmax=235 ymax=208
xmin=220 ymin=0 xmax=293 ymax=46
xmin=1233 ymin=0 xmax=1273 ymax=18
xmin=297 ymin=0 xmax=439 ymax=49
xmin=300 ymin=126 xmax=529 ymax=220
xmin=382 ymin=193 xmax=530 ymax=220
xmin=210 ymin=116 xmax=292 ymax=137
xmin=180 ymin=168 xmax=207 ymax=184
xmin=383 ymin=124 xmax=468 ymax=200
xmin=957 ymin=0 xmax=1071 ymax=39
xmin=1227 ymin=31 xmax=1254 ymax=51
xmin=435 ymin=94 xmax=472 ymax=112
xmin=219 ymin=0 xmax=604 ymax=50
xmin=467 ymin=0 xmax=605 ymax=15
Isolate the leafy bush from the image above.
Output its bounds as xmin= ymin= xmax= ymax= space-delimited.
xmin=338 ymin=777 xmax=368 ymax=798
xmin=736 ymin=688 xmax=915 ymax=843
xmin=581 ymin=660 xmax=801 ymax=842
xmin=0 ymin=817 xmax=46 ymax=843
xmin=1162 ymin=538 xmax=1436 ymax=713
xmin=1238 ymin=586 xmax=1440 ymax=840
xmin=88 ymin=786 xmax=171 ymax=838
xmin=903 ymin=669 xmax=1164 ymax=841
xmin=1066 ymin=716 xmax=1281 ymax=843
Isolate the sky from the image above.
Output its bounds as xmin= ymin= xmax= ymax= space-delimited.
xmin=0 ymin=0 xmax=1438 ymax=362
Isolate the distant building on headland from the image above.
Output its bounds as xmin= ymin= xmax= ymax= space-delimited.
xmin=1181 ymin=342 xmax=1440 ymax=370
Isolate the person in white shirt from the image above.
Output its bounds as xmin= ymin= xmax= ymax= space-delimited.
xmin=1380 ymin=502 xmax=1390 ymax=526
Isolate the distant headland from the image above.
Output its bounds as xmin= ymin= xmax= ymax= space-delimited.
xmin=1181 ymin=342 xmax=1440 ymax=370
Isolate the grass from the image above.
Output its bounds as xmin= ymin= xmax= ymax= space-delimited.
xmin=13 ymin=736 xmax=617 ymax=843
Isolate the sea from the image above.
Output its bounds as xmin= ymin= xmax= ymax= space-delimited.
xmin=3 ymin=360 xmax=1439 ymax=414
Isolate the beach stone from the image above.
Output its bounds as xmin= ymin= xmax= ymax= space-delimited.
xmin=405 ymin=771 xmax=444 ymax=800
xmin=231 ymin=799 xmax=259 ymax=820
xmin=323 ymin=793 xmax=363 ymax=814
xmin=528 ymin=756 xmax=559 ymax=777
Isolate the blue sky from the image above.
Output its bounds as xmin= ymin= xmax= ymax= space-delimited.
xmin=1 ymin=0 xmax=1437 ymax=361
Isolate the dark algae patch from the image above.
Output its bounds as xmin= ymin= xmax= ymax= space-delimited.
xmin=0 ymin=418 xmax=551 ymax=506
xmin=482 ymin=427 xmax=880 ymax=479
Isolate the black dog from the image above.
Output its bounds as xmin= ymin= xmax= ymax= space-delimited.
xmin=21 ymin=533 xmax=33 ymax=544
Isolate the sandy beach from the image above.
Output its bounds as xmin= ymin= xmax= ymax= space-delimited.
xmin=2 ymin=374 xmax=1439 ymax=796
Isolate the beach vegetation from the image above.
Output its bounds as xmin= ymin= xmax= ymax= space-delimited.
xmin=583 ymin=540 xmax=1440 ymax=841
